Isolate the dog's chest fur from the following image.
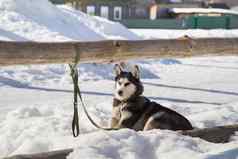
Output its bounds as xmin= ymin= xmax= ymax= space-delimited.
xmin=112 ymin=96 xmax=150 ymax=130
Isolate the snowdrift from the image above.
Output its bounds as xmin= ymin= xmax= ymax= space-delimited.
xmin=1 ymin=102 xmax=238 ymax=158
xmin=68 ymin=129 xmax=238 ymax=159
xmin=0 ymin=0 xmax=140 ymax=41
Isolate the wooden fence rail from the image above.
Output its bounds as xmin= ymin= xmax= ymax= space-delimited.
xmin=0 ymin=38 xmax=238 ymax=66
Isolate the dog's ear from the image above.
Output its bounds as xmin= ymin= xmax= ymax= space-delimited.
xmin=114 ymin=64 xmax=123 ymax=76
xmin=132 ymin=65 xmax=140 ymax=79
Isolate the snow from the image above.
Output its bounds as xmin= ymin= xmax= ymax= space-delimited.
xmin=131 ymin=29 xmax=238 ymax=39
xmin=0 ymin=0 xmax=238 ymax=159
xmin=232 ymin=7 xmax=238 ymax=12
xmin=171 ymin=8 xmax=238 ymax=15
xmin=1 ymin=57 xmax=238 ymax=158
xmin=68 ymin=129 xmax=238 ymax=159
xmin=0 ymin=0 xmax=140 ymax=41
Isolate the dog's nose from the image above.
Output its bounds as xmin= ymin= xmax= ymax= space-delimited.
xmin=118 ymin=90 xmax=123 ymax=96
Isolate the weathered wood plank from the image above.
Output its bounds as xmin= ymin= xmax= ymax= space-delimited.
xmin=0 ymin=38 xmax=238 ymax=66
xmin=4 ymin=124 xmax=238 ymax=159
xmin=182 ymin=124 xmax=238 ymax=143
xmin=3 ymin=149 xmax=73 ymax=159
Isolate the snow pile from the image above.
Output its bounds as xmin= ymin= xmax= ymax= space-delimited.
xmin=1 ymin=103 xmax=237 ymax=159
xmin=68 ymin=129 xmax=238 ymax=159
xmin=0 ymin=0 xmax=140 ymax=41
xmin=0 ymin=105 xmax=73 ymax=156
xmin=1 ymin=102 xmax=238 ymax=158
xmin=1 ymin=101 xmax=238 ymax=158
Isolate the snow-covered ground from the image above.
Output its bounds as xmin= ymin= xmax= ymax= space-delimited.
xmin=0 ymin=0 xmax=238 ymax=159
xmin=1 ymin=57 xmax=238 ymax=158
xmin=131 ymin=29 xmax=238 ymax=39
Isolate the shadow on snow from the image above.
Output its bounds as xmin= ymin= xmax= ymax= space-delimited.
xmin=0 ymin=76 xmax=223 ymax=105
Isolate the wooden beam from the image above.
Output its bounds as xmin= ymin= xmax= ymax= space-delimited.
xmin=3 ymin=149 xmax=73 ymax=159
xmin=181 ymin=124 xmax=238 ymax=143
xmin=4 ymin=124 xmax=238 ymax=159
xmin=0 ymin=38 xmax=238 ymax=66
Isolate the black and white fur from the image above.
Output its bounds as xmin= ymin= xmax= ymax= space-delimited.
xmin=111 ymin=64 xmax=193 ymax=131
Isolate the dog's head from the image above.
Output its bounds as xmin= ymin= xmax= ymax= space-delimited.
xmin=114 ymin=64 xmax=144 ymax=102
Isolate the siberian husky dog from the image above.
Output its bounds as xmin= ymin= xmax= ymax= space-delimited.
xmin=111 ymin=64 xmax=193 ymax=131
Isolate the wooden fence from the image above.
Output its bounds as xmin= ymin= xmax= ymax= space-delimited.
xmin=0 ymin=38 xmax=238 ymax=66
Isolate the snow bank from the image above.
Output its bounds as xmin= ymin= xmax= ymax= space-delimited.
xmin=68 ymin=129 xmax=238 ymax=159
xmin=58 ymin=5 xmax=140 ymax=41
xmin=0 ymin=0 xmax=140 ymax=41
xmin=1 ymin=103 xmax=238 ymax=158
xmin=0 ymin=105 xmax=73 ymax=156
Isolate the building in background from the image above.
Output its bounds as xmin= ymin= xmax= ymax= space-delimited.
xmin=80 ymin=0 xmax=205 ymax=20
xmin=171 ymin=0 xmax=238 ymax=8
xmin=80 ymin=0 xmax=158 ymax=21
xmin=48 ymin=0 xmax=238 ymax=29
xmin=49 ymin=0 xmax=237 ymax=20
xmin=209 ymin=0 xmax=238 ymax=7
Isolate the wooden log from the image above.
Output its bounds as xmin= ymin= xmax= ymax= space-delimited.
xmin=4 ymin=124 xmax=238 ymax=159
xmin=181 ymin=124 xmax=238 ymax=143
xmin=3 ymin=149 xmax=73 ymax=159
xmin=0 ymin=38 xmax=238 ymax=66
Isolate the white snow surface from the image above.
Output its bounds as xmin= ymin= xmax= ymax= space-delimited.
xmin=232 ymin=6 xmax=238 ymax=11
xmin=68 ymin=129 xmax=238 ymax=159
xmin=0 ymin=0 xmax=238 ymax=159
xmin=1 ymin=57 xmax=238 ymax=158
xmin=0 ymin=0 xmax=140 ymax=41
xmin=131 ymin=29 xmax=238 ymax=39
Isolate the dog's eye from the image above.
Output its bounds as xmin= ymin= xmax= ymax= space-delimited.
xmin=118 ymin=82 xmax=122 ymax=85
xmin=124 ymin=83 xmax=130 ymax=87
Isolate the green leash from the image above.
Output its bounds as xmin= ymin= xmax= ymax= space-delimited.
xmin=69 ymin=45 xmax=80 ymax=137
xmin=69 ymin=45 xmax=116 ymax=137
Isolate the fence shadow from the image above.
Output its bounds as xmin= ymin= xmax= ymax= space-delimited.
xmin=0 ymin=76 xmax=223 ymax=105
xmin=182 ymin=63 xmax=238 ymax=70
xmin=143 ymin=82 xmax=238 ymax=96
xmin=0 ymin=28 xmax=28 ymax=41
